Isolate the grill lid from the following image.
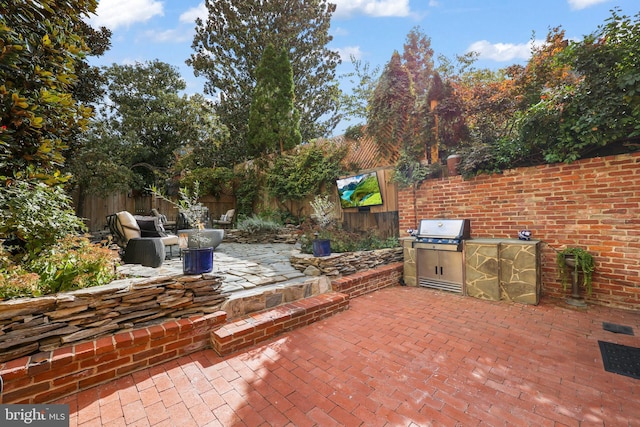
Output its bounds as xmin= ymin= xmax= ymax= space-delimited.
xmin=417 ymin=219 xmax=470 ymax=239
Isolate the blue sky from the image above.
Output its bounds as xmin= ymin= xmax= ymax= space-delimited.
xmin=87 ymin=0 xmax=639 ymax=136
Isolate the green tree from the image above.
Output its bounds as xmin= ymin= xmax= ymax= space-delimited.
xmin=188 ymin=0 xmax=340 ymax=161
xmin=248 ymin=44 xmax=301 ymax=158
xmin=0 ymin=0 xmax=97 ymax=180
xmin=98 ymin=60 xmax=203 ymax=190
xmin=547 ymin=9 xmax=640 ymax=160
xmin=339 ymin=55 xmax=380 ymax=122
xmin=367 ymin=51 xmax=416 ymax=157
xmin=72 ymin=21 xmax=112 ymax=107
xmin=174 ymin=94 xmax=231 ymax=170
xmin=66 ymin=119 xmax=134 ymax=200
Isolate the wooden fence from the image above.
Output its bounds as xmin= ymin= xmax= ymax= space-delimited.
xmin=76 ymin=167 xmax=398 ymax=237
xmin=75 ymin=191 xmax=235 ymax=233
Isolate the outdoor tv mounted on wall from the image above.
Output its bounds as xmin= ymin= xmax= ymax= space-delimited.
xmin=336 ymin=171 xmax=383 ymax=209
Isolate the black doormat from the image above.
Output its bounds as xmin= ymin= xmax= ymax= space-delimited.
xmin=602 ymin=322 xmax=634 ymax=336
xmin=598 ymin=341 xmax=640 ymax=380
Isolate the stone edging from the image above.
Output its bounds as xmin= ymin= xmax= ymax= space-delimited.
xmin=0 ymin=274 xmax=227 ymax=363
xmin=290 ymin=247 xmax=403 ymax=276
xmin=223 ymin=227 xmax=300 ymax=244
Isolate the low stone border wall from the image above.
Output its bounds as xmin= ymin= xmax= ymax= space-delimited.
xmin=220 ymin=276 xmax=332 ymax=320
xmin=290 ymin=247 xmax=403 ymax=276
xmin=332 ymin=262 xmax=403 ymax=298
xmin=212 ymin=292 xmax=349 ymax=356
xmin=223 ymin=227 xmax=300 ymax=244
xmin=0 ymin=274 xmax=227 ymax=363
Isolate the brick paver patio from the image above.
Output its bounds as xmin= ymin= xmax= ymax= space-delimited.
xmin=57 ymin=286 xmax=640 ymax=426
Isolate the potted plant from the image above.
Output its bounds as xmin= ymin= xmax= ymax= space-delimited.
xmin=556 ymin=247 xmax=595 ymax=305
xmin=309 ymin=194 xmax=338 ymax=257
xmin=150 ymin=182 xmax=214 ymax=274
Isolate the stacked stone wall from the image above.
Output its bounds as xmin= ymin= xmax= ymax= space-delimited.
xmin=0 ymin=275 xmax=226 ymax=363
xmin=290 ymin=247 xmax=403 ymax=276
xmin=223 ymin=227 xmax=300 ymax=244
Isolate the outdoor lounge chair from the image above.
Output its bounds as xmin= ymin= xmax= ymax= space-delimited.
xmin=211 ymin=209 xmax=235 ymax=229
xmin=106 ymin=211 xmax=180 ymax=268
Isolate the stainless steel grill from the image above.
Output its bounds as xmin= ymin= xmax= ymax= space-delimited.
xmin=412 ymin=219 xmax=470 ymax=294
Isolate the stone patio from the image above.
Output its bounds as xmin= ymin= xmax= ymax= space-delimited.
xmin=117 ymin=242 xmax=308 ymax=294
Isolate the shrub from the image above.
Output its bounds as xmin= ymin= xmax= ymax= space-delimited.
xmin=299 ymin=224 xmax=399 ymax=254
xmin=0 ymin=254 xmax=41 ymax=300
xmin=309 ymin=194 xmax=339 ymax=229
xmin=0 ymin=236 xmax=119 ymax=299
xmin=0 ymin=178 xmax=86 ymax=258
xmin=237 ymin=215 xmax=283 ymax=234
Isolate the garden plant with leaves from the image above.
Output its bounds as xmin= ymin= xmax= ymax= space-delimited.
xmin=265 ymin=141 xmax=347 ymax=216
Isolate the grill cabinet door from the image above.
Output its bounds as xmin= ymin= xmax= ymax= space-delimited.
xmin=417 ymin=249 xmax=439 ymax=281
xmin=416 ymin=249 xmax=463 ymax=293
xmin=439 ymin=251 xmax=463 ymax=284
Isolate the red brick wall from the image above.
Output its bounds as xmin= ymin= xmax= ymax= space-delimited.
xmin=398 ymin=152 xmax=640 ymax=310
xmin=332 ymin=262 xmax=403 ymax=298
xmin=0 ymin=312 xmax=227 ymax=404
xmin=212 ymin=292 xmax=350 ymax=356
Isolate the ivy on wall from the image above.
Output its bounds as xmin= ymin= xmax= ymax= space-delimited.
xmin=265 ymin=141 xmax=347 ymax=208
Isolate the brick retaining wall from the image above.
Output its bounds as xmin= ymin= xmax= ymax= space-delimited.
xmin=0 ymin=263 xmax=402 ymax=404
xmin=211 ymin=292 xmax=349 ymax=356
xmin=332 ymin=262 xmax=403 ymax=298
xmin=0 ymin=312 xmax=227 ymax=404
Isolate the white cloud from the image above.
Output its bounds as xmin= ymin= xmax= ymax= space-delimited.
xmin=333 ymin=27 xmax=350 ymax=37
xmin=332 ymin=0 xmax=410 ymax=18
xmin=466 ymin=39 xmax=544 ymax=62
xmin=567 ymin=0 xmax=610 ymax=10
xmin=180 ymin=2 xmax=208 ymax=25
xmin=90 ymin=0 xmax=163 ymax=30
xmin=144 ymin=29 xmax=192 ymax=44
xmin=335 ymin=46 xmax=363 ymax=61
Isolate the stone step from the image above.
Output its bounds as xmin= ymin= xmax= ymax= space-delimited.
xmin=211 ymin=291 xmax=349 ymax=356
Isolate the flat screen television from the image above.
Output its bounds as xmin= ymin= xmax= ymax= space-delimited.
xmin=336 ymin=171 xmax=383 ymax=209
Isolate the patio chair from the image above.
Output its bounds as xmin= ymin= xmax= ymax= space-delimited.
xmin=106 ymin=211 xmax=179 ymax=268
xmin=151 ymin=208 xmax=177 ymax=233
xmin=212 ymin=209 xmax=235 ymax=229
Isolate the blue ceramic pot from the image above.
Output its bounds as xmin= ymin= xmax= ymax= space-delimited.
xmin=182 ymin=247 xmax=214 ymax=274
xmin=312 ymin=239 xmax=331 ymax=257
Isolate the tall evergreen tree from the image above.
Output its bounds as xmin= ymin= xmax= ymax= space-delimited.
xmin=402 ymin=26 xmax=435 ymax=103
xmin=187 ymin=0 xmax=340 ymax=163
xmin=248 ymin=44 xmax=301 ymax=158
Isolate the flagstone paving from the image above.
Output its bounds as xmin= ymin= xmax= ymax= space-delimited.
xmin=56 ymin=284 xmax=640 ymax=426
xmin=117 ymin=243 xmax=308 ymax=293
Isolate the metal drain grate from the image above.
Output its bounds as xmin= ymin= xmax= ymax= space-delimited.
xmin=602 ymin=322 xmax=634 ymax=336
